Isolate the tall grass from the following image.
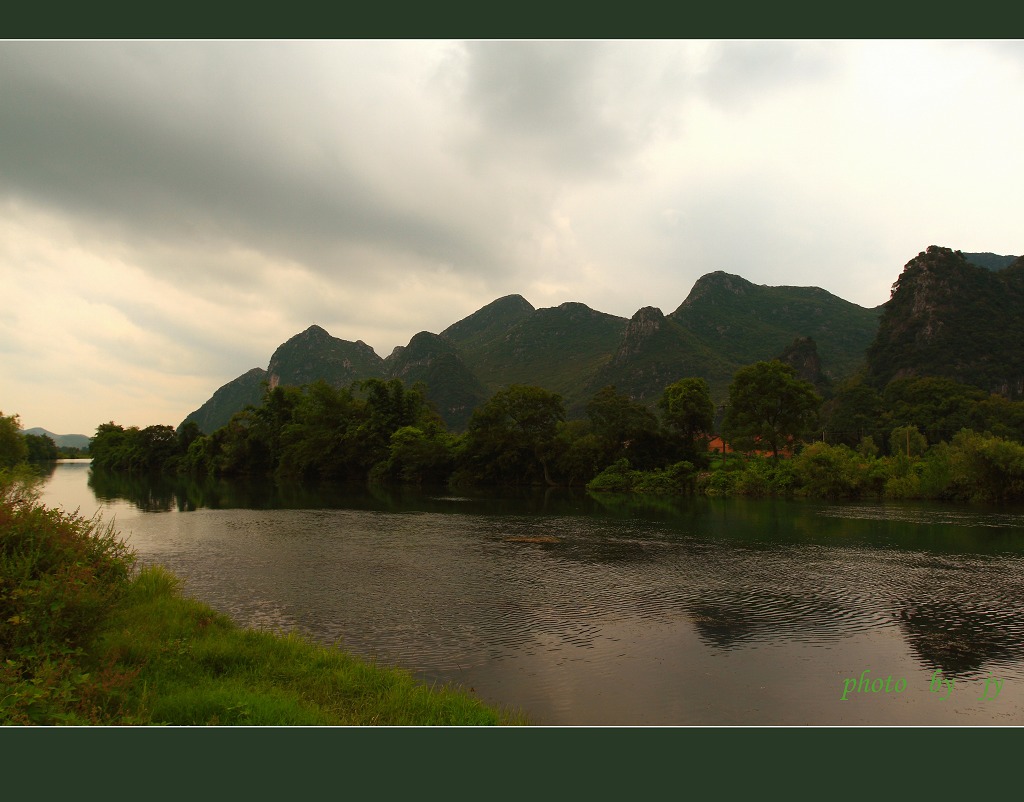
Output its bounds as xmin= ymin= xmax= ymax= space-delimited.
xmin=1 ymin=467 xmax=135 ymax=724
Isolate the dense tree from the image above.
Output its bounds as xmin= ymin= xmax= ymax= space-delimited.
xmin=244 ymin=385 xmax=303 ymax=473
xmin=0 ymin=412 xmax=29 ymax=469
xmin=89 ymin=422 xmax=129 ymax=471
xmin=356 ymin=378 xmax=438 ymax=465
xmin=882 ymin=376 xmax=986 ymax=445
xmin=552 ymin=420 xmax=605 ymax=487
xmin=889 ymin=425 xmax=928 ymax=459
xmin=176 ymin=421 xmax=203 ymax=455
xmin=723 ymin=360 xmax=822 ymax=459
xmin=265 ymin=382 xmax=357 ymax=479
xmin=945 ymin=430 xmax=1024 ymax=502
xmin=791 ymin=442 xmax=869 ymax=500
xmin=586 ymin=385 xmax=664 ymax=468
xmin=204 ymin=378 xmax=443 ymax=482
xmin=372 ymin=425 xmax=456 ymax=486
xmin=658 ymin=378 xmax=715 ymax=458
xmin=821 ymin=378 xmax=885 ymax=447
xmin=970 ymin=395 xmax=1024 ymax=442
xmin=459 ymin=385 xmax=565 ymax=485
xmin=23 ymin=433 xmax=59 ymax=462
xmin=90 ymin=422 xmax=181 ymax=472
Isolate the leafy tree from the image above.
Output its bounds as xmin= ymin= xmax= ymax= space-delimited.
xmin=0 ymin=412 xmax=29 ymax=469
xmin=889 ymin=425 xmax=928 ymax=459
xmin=89 ymin=422 xmax=129 ymax=470
xmin=275 ymin=381 xmax=362 ymax=480
xmin=821 ymin=378 xmax=885 ymax=447
xmin=723 ymin=360 xmax=822 ymax=459
xmin=356 ymin=378 xmax=438 ymax=468
xmin=586 ymin=385 xmax=664 ymax=468
xmin=176 ymin=421 xmax=203 ymax=454
xmin=23 ymin=433 xmax=59 ymax=462
xmin=90 ymin=422 xmax=182 ymax=473
xmin=587 ymin=458 xmax=696 ymax=495
xmin=553 ymin=420 xmax=605 ymax=486
xmin=460 ymin=385 xmax=565 ymax=485
xmin=792 ymin=442 xmax=868 ymax=499
xmin=882 ymin=376 xmax=986 ymax=445
xmin=658 ymin=378 xmax=715 ymax=458
xmin=245 ymin=385 xmax=303 ymax=473
xmin=970 ymin=395 xmax=1024 ymax=442
xmin=945 ymin=430 xmax=1024 ymax=502
xmin=373 ymin=425 xmax=456 ymax=486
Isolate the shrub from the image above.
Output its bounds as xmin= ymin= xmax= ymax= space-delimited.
xmin=632 ymin=462 xmax=696 ymax=495
xmin=698 ymin=469 xmax=739 ymax=497
xmin=586 ymin=459 xmax=634 ymax=493
xmin=731 ymin=457 xmax=797 ymax=497
xmin=1 ymin=472 xmax=136 ymax=724
xmin=945 ymin=429 xmax=1024 ymax=502
xmin=587 ymin=460 xmax=697 ymax=496
xmin=884 ymin=472 xmax=922 ymax=500
xmin=792 ymin=442 xmax=868 ymax=499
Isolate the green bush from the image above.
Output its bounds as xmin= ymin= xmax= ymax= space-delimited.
xmin=587 ymin=459 xmax=696 ymax=496
xmin=586 ymin=459 xmax=634 ymax=493
xmin=945 ymin=429 xmax=1024 ymax=502
xmin=698 ymin=469 xmax=739 ymax=496
xmin=632 ymin=462 xmax=696 ymax=495
xmin=1 ymin=471 xmax=136 ymax=724
xmin=884 ymin=472 xmax=922 ymax=500
xmin=792 ymin=442 xmax=868 ymax=499
xmin=731 ymin=457 xmax=797 ymax=497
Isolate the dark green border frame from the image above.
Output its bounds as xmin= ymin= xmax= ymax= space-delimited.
xmin=4 ymin=18 xmax=1019 ymax=792
xmin=4 ymin=726 xmax=1018 ymax=793
xmin=4 ymin=0 xmax=1011 ymax=39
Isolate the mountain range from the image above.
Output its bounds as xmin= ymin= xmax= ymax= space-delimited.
xmin=180 ymin=247 xmax=1020 ymax=434
xmin=22 ymin=428 xmax=92 ymax=450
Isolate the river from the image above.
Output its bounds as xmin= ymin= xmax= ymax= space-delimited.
xmin=39 ymin=460 xmax=1024 ymax=725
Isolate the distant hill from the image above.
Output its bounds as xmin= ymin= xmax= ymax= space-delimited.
xmin=181 ymin=267 xmax=885 ymax=433
xmin=669 ymin=271 xmax=882 ymax=381
xmin=963 ymin=252 xmax=1018 ymax=271
xmin=181 ymin=367 xmax=268 ymax=434
xmin=582 ymin=306 xmax=722 ymax=409
xmin=440 ymin=294 xmax=536 ymax=353
xmin=267 ymin=325 xmax=385 ymax=389
xmin=186 ymin=244 xmax=1024 ymax=434
xmin=448 ymin=301 xmax=628 ymax=403
xmin=383 ymin=331 xmax=488 ymax=431
xmin=777 ymin=336 xmax=829 ymax=394
xmin=22 ymin=428 xmax=91 ymax=450
xmin=865 ymin=246 xmax=1024 ymax=397
xmin=581 ymin=273 xmax=881 ymax=408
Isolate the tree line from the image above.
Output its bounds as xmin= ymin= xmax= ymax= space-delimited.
xmin=79 ymin=360 xmax=1024 ymax=503
xmin=0 ymin=412 xmax=87 ymax=469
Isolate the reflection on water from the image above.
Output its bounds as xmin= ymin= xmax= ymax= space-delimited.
xmin=39 ymin=463 xmax=1024 ymax=726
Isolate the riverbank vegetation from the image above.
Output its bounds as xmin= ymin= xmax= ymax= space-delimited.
xmin=76 ymin=359 xmax=1024 ymax=504
xmin=0 ymin=469 xmax=523 ymax=725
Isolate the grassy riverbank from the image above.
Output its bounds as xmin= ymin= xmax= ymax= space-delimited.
xmin=0 ymin=469 xmax=524 ymax=726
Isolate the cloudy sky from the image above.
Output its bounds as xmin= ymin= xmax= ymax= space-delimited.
xmin=2 ymin=40 xmax=1022 ymax=436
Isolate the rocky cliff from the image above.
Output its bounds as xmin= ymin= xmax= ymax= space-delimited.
xmin=865 ymin=246 xmax=1024 ymax=398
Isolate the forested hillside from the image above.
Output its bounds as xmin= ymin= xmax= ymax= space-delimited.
xmin=182 ymin=268 xmax=883 ymax=432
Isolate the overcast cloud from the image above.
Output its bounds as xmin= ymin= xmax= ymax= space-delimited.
xmin=2 ymin=40 xmax=1021 ymax=435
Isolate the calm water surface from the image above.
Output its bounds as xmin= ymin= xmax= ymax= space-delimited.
xmin=41 ymin=461 xmax=1024 ymax=726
